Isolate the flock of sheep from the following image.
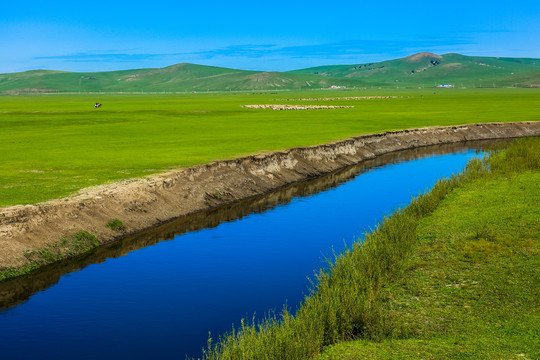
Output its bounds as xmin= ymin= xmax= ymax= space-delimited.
xmin=277 ymin=96 xmax=398 ymax=101
xmin=241 ymin=104 xmax=355 ymax=110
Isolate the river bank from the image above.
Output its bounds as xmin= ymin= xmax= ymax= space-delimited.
xmin=201 ymin=137 xmax=540 ymax=360
xmin=1 ymin=122 xmax=539 ymax=274
xmin=0 ymin=142 xmax=500 ymax=309
xmin=318 ymin=138 xmax=540 ymax=359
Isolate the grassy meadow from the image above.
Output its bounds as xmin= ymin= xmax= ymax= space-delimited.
xmin=200 ymin=137 xmax=539 ymax=360
xmin=1 ymin=88 xmax=539 ymax=206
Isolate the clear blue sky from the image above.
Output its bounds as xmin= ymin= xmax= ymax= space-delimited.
xmin=1 ymin=0 xmax=539 ymax=73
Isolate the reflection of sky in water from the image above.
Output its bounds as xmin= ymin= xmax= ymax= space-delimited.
xmin=0 ymin=150 xmax=481 ymax=360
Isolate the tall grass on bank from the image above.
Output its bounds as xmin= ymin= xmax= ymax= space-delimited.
xmin=200 ymin=137 xmax=540 ymax=360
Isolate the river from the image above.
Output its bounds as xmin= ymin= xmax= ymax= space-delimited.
xmin=0 ymin=140 xmax=506 ymax=359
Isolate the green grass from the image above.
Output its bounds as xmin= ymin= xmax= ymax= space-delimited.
xmin=106 ymin=218 xmax=126 ymax=233
xmin=199 ymin=137 xmax=540 ymax=359
xmin=319 ymin=176 xmax=539 ymax=359
xmin=1 ymin=89 xmax=539 ymax=207
xmin=0 ymin=230 xmax=99 ymax=282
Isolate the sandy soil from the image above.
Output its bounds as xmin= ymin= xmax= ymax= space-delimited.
xmin=1 ymin=122 xmax=539 ymax=269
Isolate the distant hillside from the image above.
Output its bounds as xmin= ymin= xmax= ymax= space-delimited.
xmin=289 ymin=52 xmax=540 ymax=87
xmin=1 ymin=52 xmax=539 ymax=93
xmin=0 ymin=63 xmax=362 ymax=94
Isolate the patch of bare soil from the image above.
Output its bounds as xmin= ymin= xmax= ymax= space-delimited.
xmin=405 ymin=52 xmax=443 ymax=62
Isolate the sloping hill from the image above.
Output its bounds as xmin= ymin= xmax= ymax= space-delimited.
xmin=289 ymin=52 xmax=540 ymax=87
xmin=0 ymin=63 xmax=361 ymax=94
xmin=1 ymin=52 xmax=539 ymax=93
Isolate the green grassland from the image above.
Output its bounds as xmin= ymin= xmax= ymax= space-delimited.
xmin=200 ymin=137 xmax=539 ymax=360
xmin=1 ymin=88 xmax=539 ymax=207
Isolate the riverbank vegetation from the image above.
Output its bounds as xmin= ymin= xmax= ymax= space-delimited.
xmin=0 ymin=230 xmax=99 ymax=282
xmin=200 ymin=137 xmax=539 ymax=359
xmin=1 ymin=89 xmax=539 ymax=207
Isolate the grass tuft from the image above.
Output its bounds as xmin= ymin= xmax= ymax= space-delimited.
xmin=106 ymin=218 xmax=126 ymax=233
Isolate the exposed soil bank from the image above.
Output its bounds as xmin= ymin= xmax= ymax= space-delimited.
xmin=1 ymin=141 xmax=502 ymax=308
xmin=1 ymin=122 xmax=539 ymax=269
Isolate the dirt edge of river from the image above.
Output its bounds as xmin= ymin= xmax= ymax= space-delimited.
xmin=1 ymin=122 xmax=539 ymax=269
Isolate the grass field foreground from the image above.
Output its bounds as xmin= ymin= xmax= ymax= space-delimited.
xmin=1 ymin=88 xmax=539 ymax=207
xmin=200 ymin=138 xmax=539 ymax=359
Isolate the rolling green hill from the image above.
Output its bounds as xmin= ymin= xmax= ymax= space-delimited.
xmin=1 ymin=52 xmax=539 ymax=93
xmin=289 ymin=52 xmax=540 ymax=87
xmin=0 ymin=63 xmax=362 ymax=94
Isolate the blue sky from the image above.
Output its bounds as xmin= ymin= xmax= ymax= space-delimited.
xmin=1 ymin=0 xmax=539 ymax=73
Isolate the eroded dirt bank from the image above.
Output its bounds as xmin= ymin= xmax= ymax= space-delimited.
xmin=1 ymin=122 xmax=539 ymax=269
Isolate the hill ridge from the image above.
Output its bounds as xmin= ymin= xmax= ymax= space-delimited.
xmin=1 ymin=52 xmax=539 ymax=93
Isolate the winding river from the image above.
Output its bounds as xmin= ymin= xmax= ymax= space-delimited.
xmin=0 ymin=140 xmax=507 ymax=359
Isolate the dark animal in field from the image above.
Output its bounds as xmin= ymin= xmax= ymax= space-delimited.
xmin=94 ymin=103 xmax=102 ymax=108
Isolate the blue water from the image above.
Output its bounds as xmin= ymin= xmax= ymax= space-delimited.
xmin=0 ymin=146 xmax=485 ymax=359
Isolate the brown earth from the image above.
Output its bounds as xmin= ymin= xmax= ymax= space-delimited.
xmin=404 ymin=52 xmax=442 ymax=62
xmin=1 ymin=122 xmax=539 ymax=270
